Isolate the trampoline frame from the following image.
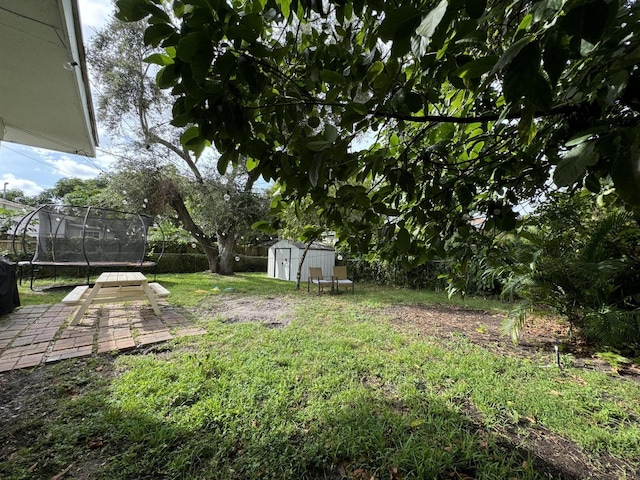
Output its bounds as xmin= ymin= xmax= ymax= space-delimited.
xmin=12 ymin=204 xmax=165 ymax=290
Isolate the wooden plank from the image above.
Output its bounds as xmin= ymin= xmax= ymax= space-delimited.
xmin=69 ymin=272 xmax=165 ymax=325
xmin=149 ymin=282 xmax=170 ymax=298
xmin=61 ymin=285 xmax=89 ymax=305
xmin=89 ymin=295 xmax=149 ymax=305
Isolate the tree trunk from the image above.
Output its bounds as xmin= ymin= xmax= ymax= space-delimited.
xmin=201 ymin=243 xmax=219 ymax=273
xmin=165 ymin=179 xmax=219 ymax=273
xmin=217 ymin=233 xmax=236 ymax=275
xmin=295 ymin=240 xmax=314 ymax=290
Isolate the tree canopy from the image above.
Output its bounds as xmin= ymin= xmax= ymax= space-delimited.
xmin=116 ymin=0 xmax=640 ymax=265
xmin=89 ymin=8 xmax=269 ymax=274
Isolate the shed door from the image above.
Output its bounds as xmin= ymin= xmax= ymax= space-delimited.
xmin=275 ymin=248 xmax=292 ymax=281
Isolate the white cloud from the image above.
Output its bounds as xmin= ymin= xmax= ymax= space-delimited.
xmin=0 ymin=174 xmax=44 ymax=197
xmin=93 ymin=149 xmax=117 ymax=171
xmin=48 ymin=157 xmax=101 ymax=179
xmin=26 ymin=147 xmax=105 ymax=179
xmin=78 ymin=0 xmax=113 ymax=39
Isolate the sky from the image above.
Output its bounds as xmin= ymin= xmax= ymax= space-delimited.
xmin=0 ymin=0 xmax=118 ymax=197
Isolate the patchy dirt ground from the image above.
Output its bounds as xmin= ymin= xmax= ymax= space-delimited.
xmin=387 ymin=303 xmax=640 ymax=380
xmin=193 ymin=295 xmax=295 ymax=328
xmin=384 ymin=303 xmax=640 ymax=480
xmin=1 ymin=298 xmax=639 ymax=480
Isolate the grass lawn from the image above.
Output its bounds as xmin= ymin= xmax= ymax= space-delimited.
xmin=2 ymin=272 xmax=639 ymax=479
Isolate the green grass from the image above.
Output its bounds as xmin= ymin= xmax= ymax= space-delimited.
xmin=3 ymin=273 xmax=640 ymax=479
xmin=17 ymin=280 xmax=69 ymax=305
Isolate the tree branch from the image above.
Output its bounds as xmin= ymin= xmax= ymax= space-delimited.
xmin=245 ymin=97 xmax=581 ymax=124
xmin=376 ymin=104 xmax=580 ymax=123
xmin=146 ymin=131 xmax=204 ymax=184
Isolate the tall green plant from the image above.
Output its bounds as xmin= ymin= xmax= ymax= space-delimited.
xmin=499 ymin=192 xmax=640 ymax=356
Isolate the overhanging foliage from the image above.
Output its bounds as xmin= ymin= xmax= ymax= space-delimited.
xmin=116 ymin=0 xmax=640 ymax=264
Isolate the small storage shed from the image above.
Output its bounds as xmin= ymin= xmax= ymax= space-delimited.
xmin=268 ymin=240 xmax=335 ymax=282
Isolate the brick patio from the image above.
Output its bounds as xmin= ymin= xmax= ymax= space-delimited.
xmin=0 ymin=301 xmax=207 ymax=372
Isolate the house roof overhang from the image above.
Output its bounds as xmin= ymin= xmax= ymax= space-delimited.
xmin=0 ymin=0 xmax=98 ymax=157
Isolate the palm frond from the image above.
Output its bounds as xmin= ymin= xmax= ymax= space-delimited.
xmin=580 ymin=210 xmax=633 ymax=263
xmin=501 ymin=302 xmax=531 ymax=344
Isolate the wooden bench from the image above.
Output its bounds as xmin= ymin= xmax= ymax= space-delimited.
xmin=61 ymin=285 xmax=90 ymax=305
xmin=149 ymin=282 xmax=170 ymax=298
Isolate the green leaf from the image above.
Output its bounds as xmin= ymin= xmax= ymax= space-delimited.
xmin=246 ymin=157 xmax=259 ymax=172
xmin=341 ymin=105 xmax=368 ymax=127
xmin=492 ymin=35 xmax=535 ymax=73
xmin=397 ymin=227 xmax=411 ymax=251
xmin=611 ymin=149 xmax=640 ymax=206
xmin=324 ymin=124 xmax=338 ymax=143
xmin=143 ymin=24 xmax=175 ymax=47
xmin=566 ymin=129 xmax=608 ymax=147
xmin=115 ymin=0 xmax=152 ymax=22
xmin=466 ymin=0 xmax=486 ymax=19
xmin=584 ymin=173 xmax=600 ymax=193
xmin=238 ymin=55 xmax=263 ymax=93
xmin=366 ymin=61 xmax=385 ymax=84
xmin=277 ymin=0 xmax=290 ymax=19
xmin=252 ymin=220 xmax=271 ymax=232
xmin=378 ymin=6 xmax=421 ymax=42
xmin=176 ymin=32 xmax=203 ymax=62
xmin=143 ymin=53 xmax=174 ymax=66
xmin=516 ymin=13 xmax=532 ymax=31
xmin=217 ymin=152 xmax=231 ymax=175
xmin=350 ymin=103 xmax=369 ymax=115
xmin=416 ymin=0 xmax=448 ymax=39
xmin=373 ymin=203 xmax=400 ymax=216
xmin=173 ymin=1 xmax=185 ymax=17
xmin=156 ymin=64 xmax=179 ymax=88
xmin=180 ymin=126 xmax=200 ymax=145
xmin=553 ymin=142 xmax=599 ymax=187
xmin=320 ymin=70 xmax=345 ymax=85
xmin=147 ymin=4 xmax=171 ymax=23
xmin=239 ymin=13 xmax=263 ymax=42
xmin=307 ymin=141 xmax=332 ymax=152
xmin=452 ymin=56 xmax=498 ymax=79
xmin=308 ymin=116 xmax=320 ymax=128
xmin=405 ymin=92 xmax=423 ymax=112
xmin=390 ymin=88 xmax=406 ymax=111
xmin=527 ymin=72 xmax=553 ymax=112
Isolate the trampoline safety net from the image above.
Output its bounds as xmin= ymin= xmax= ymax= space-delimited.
xmin=13 ymin=204 xmax=161 ymax=269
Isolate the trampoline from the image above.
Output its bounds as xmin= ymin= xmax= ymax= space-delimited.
xmin=12 ymin=204 xmax=164 ymax=290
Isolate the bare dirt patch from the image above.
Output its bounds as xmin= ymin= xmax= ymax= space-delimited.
xmin=193 ymin=295 xmax=294 ymax=328
xmin=386 ymin=303 xmax=640 ymax=379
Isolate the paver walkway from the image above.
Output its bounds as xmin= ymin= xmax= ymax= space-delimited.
xmin=0 ymin=301 xmax=206 ymax=372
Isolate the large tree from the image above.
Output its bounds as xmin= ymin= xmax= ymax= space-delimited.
xmin=89 ymin=6 xmax=267 ymax=274
xmin=116 ymin=0 xmax=640 ymax=265
xmin=33 ymin=177 xmax=110 ymax=206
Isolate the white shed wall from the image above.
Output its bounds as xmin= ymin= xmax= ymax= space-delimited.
xmin=267 ymin=244 xmax=277 ymax=278
xmin=299 ymin=248 xmax=335 ymax=282
xmin=267 ymin=240 xmax=335 ymax=282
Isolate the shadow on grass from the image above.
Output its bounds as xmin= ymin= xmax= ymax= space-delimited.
xmin=0 ymin=356 xmax=569 ymax=480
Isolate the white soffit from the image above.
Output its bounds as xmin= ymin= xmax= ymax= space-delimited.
xmin=0 ymin=0 xmax=98 ymax=156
